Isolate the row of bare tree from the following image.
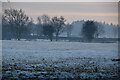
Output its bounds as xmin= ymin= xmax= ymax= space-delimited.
xmin=2 ymin=9 xmax=73 ymax=41
xmin=37 ymin=14 xmax=66 ymax=41
xmin=2 ymin=8 xmax=104 ymax=42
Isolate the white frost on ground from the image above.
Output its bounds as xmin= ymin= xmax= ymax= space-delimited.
xmin=2 ymin=40 xmax=119 ymax=79
xmin=3 ymin=40 xmax=118 ymax=60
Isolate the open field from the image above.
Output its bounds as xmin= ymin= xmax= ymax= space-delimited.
xmin=2 ymin=40 xmax=119 ymax=80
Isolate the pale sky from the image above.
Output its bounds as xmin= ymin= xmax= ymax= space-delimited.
xmin=2 ymin=2 xmax=118 ymax=25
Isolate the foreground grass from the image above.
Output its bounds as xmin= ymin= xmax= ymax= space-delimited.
xmin=2 ymin=57 xmax=119 ymax=80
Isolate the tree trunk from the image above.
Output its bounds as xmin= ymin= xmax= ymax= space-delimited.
xmin=49 ymin=35 xmax=53 ymax=42
xmin=56 ymin=34 xmax=58 ymax=41
xmin=17 ymin=32 xmax=21 ymax=41
xmin=18 ymin=38 xmax=20 ymax=41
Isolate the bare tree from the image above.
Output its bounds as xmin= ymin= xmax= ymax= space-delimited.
xmin=38 ymin=14 xmax=51 ymax=24
xmin=37 ymin=14 xmax=51 ymax=36
xmin=43 ymin=24 xmax=54 ymax=41
xmin=36 ymin=17 xmax=43 ymax=37
xmin=3 ymin=9 xmax=32 ymax=40
xmin=37 ymin=14 xmax=54 ymax=41
xmin=52 ymin=16 xmax=66 ymax=41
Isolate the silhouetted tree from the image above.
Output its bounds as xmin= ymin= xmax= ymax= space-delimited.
xmin=38 ymin=15 xmax=54 ymax=41
xmin=3 ymin=9 xmax=32 ymax=40
xmin=23 ymin=18 xmax=34 ymax=39
xmin=43 ymin=24 xmax=54 ymax=41
xmin=82 ymin=20 xmax=98 ymax=42
xmin=39 ymin=14 xmax=51 ymax=24
xmin=52 ymin=16 xmax=66 ymax=41
xmin=36 ymin=15 xmax=45 ymax=37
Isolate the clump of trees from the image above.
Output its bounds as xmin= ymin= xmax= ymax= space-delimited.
xmin=82 ymin=20 xmax=98 ymax=42
xmin=2 ymin=8 xmax=67 ymax=41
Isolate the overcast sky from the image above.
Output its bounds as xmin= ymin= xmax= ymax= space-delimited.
xmin=2 ymin=2 xmax=118 ymax=24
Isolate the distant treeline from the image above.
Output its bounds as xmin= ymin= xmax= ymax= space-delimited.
xmin=2 ymin=8 xmax=119 ymax=42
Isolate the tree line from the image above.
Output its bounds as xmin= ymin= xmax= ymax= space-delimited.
xmin=2 ymin=8 xmax=105 ymax=42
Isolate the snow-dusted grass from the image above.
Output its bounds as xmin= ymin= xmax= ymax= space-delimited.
xmin=2 ymin=40 xmax=119 ymax=79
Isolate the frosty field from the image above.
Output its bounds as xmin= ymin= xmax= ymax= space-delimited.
xmin=2 ymin=40 xmax=119 ymax=80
